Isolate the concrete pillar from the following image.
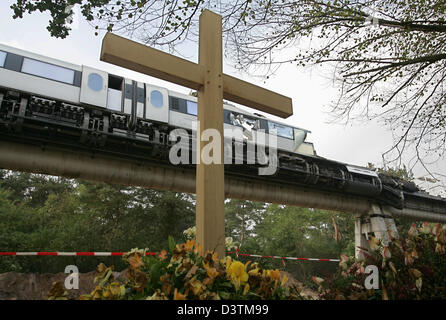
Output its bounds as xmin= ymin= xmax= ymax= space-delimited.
xmin=355 ymin=204 xmax=399 ymax=260
xmin=355 ymin=215 xmax=371 ymax=260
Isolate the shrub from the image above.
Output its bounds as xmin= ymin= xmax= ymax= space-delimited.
xmin=62 ymin=238 xmax=305 ymax=300
xmin=313 ymin=223 xmax=446 ymax=300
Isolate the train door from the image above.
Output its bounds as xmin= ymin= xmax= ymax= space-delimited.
xmin=123 ymin=78 xmax=133 ymax=114
xmin=136 ymin=82 xmax=145 ymax=118
xmin=107 ymin=74 xmax=124 ymax=112
xmin=145 ymin=84 xmax=169 ymax=123
xmin=80 ymin=66 xmax=108 ymax=108
xmin=123 ymin=79 xmax=145 ymax=115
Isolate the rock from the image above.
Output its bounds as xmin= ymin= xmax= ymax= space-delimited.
xmin=0 ymin=271 xmax=98 ymax=300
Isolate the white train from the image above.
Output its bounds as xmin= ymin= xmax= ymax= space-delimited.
xmin=0 ymin=43 xmax=316 ymax=156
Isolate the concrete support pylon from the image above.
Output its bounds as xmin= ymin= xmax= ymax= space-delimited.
xmin=355 ymin=204 xmax=399 ymax=260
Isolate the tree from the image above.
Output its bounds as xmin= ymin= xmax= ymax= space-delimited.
xmin=0 ymin=170 xmax=196 ymax=273
xmin=9 ymin=1 xmax=446 ymax=175
xmin=224 ymin=199 xmax=265 ymax=248
xmin=251 ymin=205 xmax=355 ymax=280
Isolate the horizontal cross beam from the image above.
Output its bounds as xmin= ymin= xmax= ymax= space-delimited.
xmin=100 ymin=33 xmax=293 ymax=118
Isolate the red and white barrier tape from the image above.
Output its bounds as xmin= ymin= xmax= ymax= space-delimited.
xmin=228 ymin=248 xmax=340 ymax=264
xmin=0 ymin=250 xmax=340 ymax=262
xmin=0 ymin=252 xmax=157 ymax=256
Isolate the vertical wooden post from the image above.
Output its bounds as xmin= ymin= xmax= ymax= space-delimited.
xmin=100 ymin=11 xmax=293 ymax=259
xmin=196 ymin=10 xmax=225 ymax=258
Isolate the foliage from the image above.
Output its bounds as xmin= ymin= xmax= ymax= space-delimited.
xmin=242 ymin=205 xmax=355 ymax=281
xmin=183 ymin=225 xmax=239 ymax=251
xmin=313 ymin=222 xmax=446 ymax=300
xmin=47 ymin=281 xmax=69 ymax=300
xmin=225 ymin=199 xmax=265 ymax=249
xmin=75 ymin=238 xmax=304 ymax=300
xmin=0 ymin=169 xmax=353 ymax=282
xmin=0 ymin=170 xmax=195 ymax=273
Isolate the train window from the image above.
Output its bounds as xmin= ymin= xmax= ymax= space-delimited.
xmin=151 ymin=90 xmax=163 ymax=108
xmin=107 ymin=75 xmax=123 ymax=111
xmin=186 ymin=100 xmax=197 ymax=116
xmin=0 ymin=51 xmax=6 ymax=68
xmin=88 ymin=73 xmax=103 ymax=92
xmin=268 ymin=121 xmax=294 ymax=139
xmin=21 ymin=57 xmax=75 ymax=84
xmin=108 ymin=74 xmax=123 ymax=90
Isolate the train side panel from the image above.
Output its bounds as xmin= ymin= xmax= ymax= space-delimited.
xmin=146 ymin=84 xmax=169 ymax=124
xmin=0 ymin=67 xmax=81 ymax=104
xmin=80 ymin=66 xmax=108 ymax=108
xmin=168 ymin=91 xmax=196 ymax=129
xmin=0 ymin=44 xmax=82 ymax=104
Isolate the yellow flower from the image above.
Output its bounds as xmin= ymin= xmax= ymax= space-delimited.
xmin=211 ymin=252 xmax=219 ymax=261
xmin=243 ymin=283 xmax=250 ymax=295
xmin=147 ymin=290 xmax=168 ymax=300
xmin=248 ymin=268 xmax=260 ymax=276
xmin=91 ymin=286 xmax=102 ymax=300
xmin=227 ymin=261 xmax=249 ymax=290
xmin=207 ymin=267 xmax=219 ymax=279
xmin=268 ymin=269 xmax=281 ymax=282
xmin=185 ymin=239 xmax=195 ymax=251
xmin=109 ymin=282 xmax=125 ymax=298
xmin=194 ymin=242 xmax=202 ymax=255
xmin=281 ymin=275 xmax=288 ymax=287
xmin=224 ymin=256 xmax=232 ymax=272
xmin=174 ymin=288 xmax=187 ymax=300
xmin=188 ymin=278 xmax=205 ymax=296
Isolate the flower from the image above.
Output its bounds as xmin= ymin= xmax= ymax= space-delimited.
xmin=183 ymin=226 xmax=196 ymax=239
xmin=159 ymin=250 xmax=168 ymax=260
xmin=382 ymin=246 xmax=391 ymax=259
xmin=225 ymin=237 xmax=238 ymax=251
xmin=312 ymin=276 xmax=324 ymax=285
xmin=281 ymin=274 xmax=288 ymax=287
xmin=243 ymin=283 xmax=250 ymax=295
xmin=269 ymin=269 xmax=281 ymax=281
xmin=185 ymin=239 xmax=195 ymax=252
xmin=339 ymin=253 xmax=349 ymax=270
xmin=389 ymin=262 xmax=397 ymax=275
xmin=248 ymin=268 xmax=260 ymax=276
xmin=368 ymin=237 xmax=380 ymax=251
xmin=147 ymin=290 xmax=168 ymax=300
xmin=409 ymin=268 xmax=422 ymax=279
xmin=174 ymin=288 xmax=187 ymax=300
xmin=408 ymin=224 xmax=418 ymax=237
xmin=207 ymin=267 xmax=219 ymax=279
xmin=224 ymin=256 xmax=232 ymax=272
xmin=420 ymin=222 xmax=432 ymax=234
xmin=188 ymin=278 xmax=206 ymax=296
xmin=227 ymin=261 xmax=249 ymax=290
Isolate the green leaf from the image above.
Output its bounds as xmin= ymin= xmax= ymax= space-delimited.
xmin=168 ymin=235 xmax=176 ymax=253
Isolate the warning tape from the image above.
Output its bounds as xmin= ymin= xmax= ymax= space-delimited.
xmin=0 ymin=252 xmax=157 ymax=256
xmin=0 ymin=250 xmax=340 ymax=263
xmin=228 ymin=248 xmax=340 ymax=265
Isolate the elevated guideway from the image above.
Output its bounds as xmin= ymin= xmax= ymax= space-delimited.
xmin=1 ymin=140 xmax=445 ymax=224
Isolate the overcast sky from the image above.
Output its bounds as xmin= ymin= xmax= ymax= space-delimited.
xmin=0 ymin=1 xmax=444 ymax=196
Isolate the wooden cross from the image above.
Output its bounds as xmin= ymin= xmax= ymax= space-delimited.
xmin=100 ymin=9 xmax=292 ymax=258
